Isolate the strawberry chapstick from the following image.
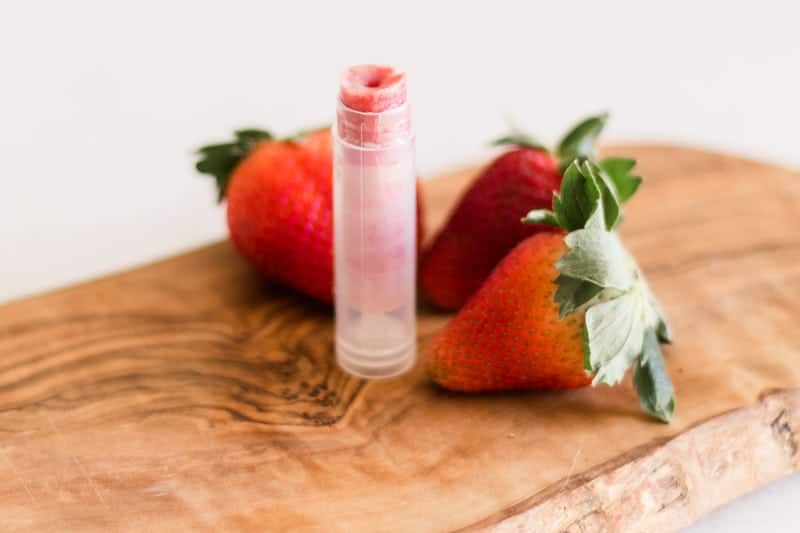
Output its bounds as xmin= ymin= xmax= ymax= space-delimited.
xmin=334 ymin=65 xmax=417 ymax=378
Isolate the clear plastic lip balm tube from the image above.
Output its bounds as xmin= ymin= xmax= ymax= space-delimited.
xmin=333 ymin=65 xmax=416 ymax=379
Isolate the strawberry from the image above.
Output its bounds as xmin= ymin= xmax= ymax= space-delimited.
xmin=428 ymin=231 xmax=590 ymax=390
xmin=428 ymin=158 xmax=675 ymax=422
xmin=196 ymin=127 xmax=425 ymax=303
xmin=420 ymin=148 xmax=561 ymax=310
xmin=420 ymin=115 xmax=612 ymax=310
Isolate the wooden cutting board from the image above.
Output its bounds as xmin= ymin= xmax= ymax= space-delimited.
xmin=1 ymin=145 xmax=798 ymax=532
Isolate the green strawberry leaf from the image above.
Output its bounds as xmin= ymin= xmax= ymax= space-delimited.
xmin=235 ymin=128 xmax=274 ymax=145
xmin=196 ymin=143 xmax=241 ymax=201
xmin=553 ymin=161 xmax=601 ymax=232
xmin=196 ymin=128 xmax=273 ymax=202
xmin=582 ymin=321 xmax=592 ymax=371
xmin=656 ymin=317 xmax=673 ymax=344
xmin=633 ymin=329 xmax=675 ymax=423
xmin=492 ymin=132 xmax=547 ymax=151
xmin=551 ymin=160 xmax=623 ymax=232
xmin=556 ymin=113 xmax=608 ymax=171
xmin=584 ymin=288 xmax=647 ymax=386
xmin=554 ymin=274 xmax=603 ymax=318
xmin=556 ymin=209 xmax=633 ymax=291
xmin=599 ymin=157 xmax=642 ymax=203
xmin=582 ymin=160 xmax=621 ymax=230
xmin=533 ymin=127 xmax=675 ymax=423
xmin=521 ymin=209 xmax=560 ymax=227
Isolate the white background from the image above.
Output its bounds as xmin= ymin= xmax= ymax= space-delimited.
xmin=1 ymin=1 xmax=798 ymax=530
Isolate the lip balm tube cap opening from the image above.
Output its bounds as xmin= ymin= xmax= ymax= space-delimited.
xmin=337 ymin=66 xmax=411 ymax=148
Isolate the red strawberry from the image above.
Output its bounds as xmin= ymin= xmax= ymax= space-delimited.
xmin=420 ymin=115 xmax=610 ymax=310
xmin=196 ymin=128 xmax=425 ymax=303
xmin=428 ymin=231 xmax=591 ymax=390
xmin=420 ymin=147 xmax=561 ymax=310
xmin=428 ymin=157 xmax=676 ymax=422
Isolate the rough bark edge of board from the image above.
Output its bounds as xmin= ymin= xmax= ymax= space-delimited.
xmin=458 ymin=388 xmax=799 ymax=533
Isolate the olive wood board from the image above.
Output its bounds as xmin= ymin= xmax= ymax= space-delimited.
xmin=0 ymin=145 xmax=798 ymax=532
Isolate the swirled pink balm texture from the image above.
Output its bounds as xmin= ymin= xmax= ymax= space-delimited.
xmin=334 ymin=65 xmax=416 ymax=379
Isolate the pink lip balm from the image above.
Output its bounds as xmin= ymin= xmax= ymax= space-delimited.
xmin=333 ymin=65 xmax=416 ymax=379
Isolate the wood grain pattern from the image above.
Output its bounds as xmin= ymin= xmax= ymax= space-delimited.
xmin=0 ymin=145 xmax=798 ymax=532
